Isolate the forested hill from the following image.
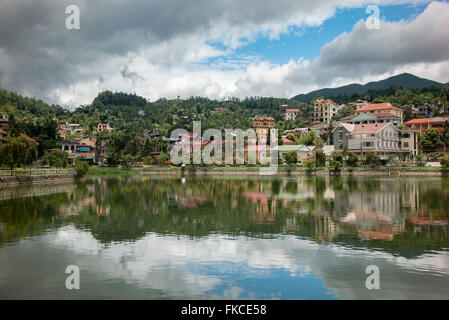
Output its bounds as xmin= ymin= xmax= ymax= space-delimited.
xmin=292 ymin=73 xmax=447 ymax=103
xmin=0 ymin=89 xmax=308 ymax=136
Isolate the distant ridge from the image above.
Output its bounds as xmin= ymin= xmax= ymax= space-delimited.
xmin=291 ymin=73 xmax=446 ymax=103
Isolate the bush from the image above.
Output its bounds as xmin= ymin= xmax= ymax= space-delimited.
xmin=363 ymin=152 xmax=380 ymax=167
xmin=440 ymin=156 xmax=449 ymax=169
xmin=283 ymin=151 xmax=298 ymax=166
xmin=155 ymin=152 xmax=170 ymax=164
xmin=345 ymin=152 xmax=359 ymax=167
xmin=74 ymin=160 xmax=89 ymax=178
xmin=121 ymin=154 xmax=135 ymax=168
xmin=330 ymin=152 xmax=343 ymax=172
xmin=41 ymin=150 xmax=68 ymax=168
xmin=305 ymin=160 xmax=315 ymax=170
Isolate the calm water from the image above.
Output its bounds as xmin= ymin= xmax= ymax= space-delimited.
xmin=0 ymin=175 xmax=449 ymax=299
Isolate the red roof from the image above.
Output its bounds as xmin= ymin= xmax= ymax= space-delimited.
xmin=282 ymin=137 xmax=296 ymax=145
xmin=285 ymin=109 xmax=299 ymax=113
xmin=347 ymin=123 xmax=390 ymax=134
xmin=254 ymin=116 xmax=275 ymax=121
xmin=405 ymin=116 xmax=449 ymax=125
xmin=340 ymin=114 xmax=357 ymax=121
xmin=20 ymin=134 xmax=36 ymax=143
xmin=355 ymin=103 xmax=402 ymax=113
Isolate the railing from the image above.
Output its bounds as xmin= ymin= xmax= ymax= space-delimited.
xmin=0 ymin=168 xmax=75 ymax=176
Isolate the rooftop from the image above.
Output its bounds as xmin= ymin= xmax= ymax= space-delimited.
xmin=355 ymin=102 xmax=402 ymax=113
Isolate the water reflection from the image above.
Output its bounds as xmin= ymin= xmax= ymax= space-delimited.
xmin=0 ymin=176 xmax=448 ymax=299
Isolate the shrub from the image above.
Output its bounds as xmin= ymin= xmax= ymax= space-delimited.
xmin=74 ymin=160 xmax=89 ymax=178
xmin=440 ymin=156 xmax=449 ymax=169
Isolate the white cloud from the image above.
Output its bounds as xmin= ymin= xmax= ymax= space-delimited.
xmin=0 ymin=0 xmax=446 ymax=107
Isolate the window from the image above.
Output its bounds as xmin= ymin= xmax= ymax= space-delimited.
xmin=404 ymin=142 xmax=409 ymax=147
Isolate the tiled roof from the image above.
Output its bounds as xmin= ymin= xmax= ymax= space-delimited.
xmin=254 ymin=116 xmax=275 ymax=121
xmin=285 ymin=109 xmax=299 ymax=112
xmin=405 ymin=116 xmax=449 ymax=125
xmin=355 ymin=102 xmax=402 ymax=112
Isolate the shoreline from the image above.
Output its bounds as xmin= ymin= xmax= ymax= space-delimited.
xmin=138 ymin=167 xmax=449 ymax=177
xmin=0 ymin=174 xmax=78 ymax=187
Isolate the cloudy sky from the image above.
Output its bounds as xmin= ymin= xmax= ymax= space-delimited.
xmin=0 ymin=0 xmax=448 ymax=108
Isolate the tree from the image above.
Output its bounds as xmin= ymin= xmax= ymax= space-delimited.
xmin=121 ymin=154 xmax=135 ymax=168
xmin=363 ymin=152 xmax=380 ymax=167
xmin=442 ymin=121 xmax=449 ymax=151
xmin=330 ymin=152 xmax=343 ymax=172
xmin=283 ymin=151 xmax=298 ymax=166
xmin=74 ymin=159 xmax=89 ymax=178
xmin=298 ymin=130 xmax=317 ymax=146
xmin=345 ymin=152 xmax=359 ymax=167
xmin=0 ymin=135 xmax=38 ymax=169
xmin=315 ymin=150 xmax=326 ymax=167
xmin=106 ymin=152 xmax=120 ymax=166
xmin=155 ymin=152 xmax=170 ymax=164
xmin=305 ymin=160 xmax=315 ymax=171
xmin=41 ymin=150 xmax=69 ymax=168
xmin=421 ymin=128 xmax=443 ymax=152
xmin=440 ymin=155 xmax=449 ymax=169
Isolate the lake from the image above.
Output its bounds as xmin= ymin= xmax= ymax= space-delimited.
xmin=0 ymin=175 xmax=448 ymax=299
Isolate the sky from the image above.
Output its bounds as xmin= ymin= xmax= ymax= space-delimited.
xmin=0 ymin=0 xmax=448 ymax=109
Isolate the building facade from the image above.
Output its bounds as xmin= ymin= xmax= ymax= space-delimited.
xmin=311 ymin=99 xmax=340 ymax=124
xmin=333 ymin=122 xmax=401 ymax=160
xmin=353 ymin=102 xmax=403 ymax=123
xmin=253 ymin=117 xmax=276 ymax=138
xmin=284 ymin=108 xmax=300 ymax=121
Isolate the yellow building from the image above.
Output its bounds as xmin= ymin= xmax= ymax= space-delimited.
xmin=253 ymin=116 xmax=275 ymax=138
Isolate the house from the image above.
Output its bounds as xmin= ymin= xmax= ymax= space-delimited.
xmin=417 ymin=103 xmax=448 ymax=118
xmin=284 ymin=108 xmax=300 ymax=121
xmin=333 ymin=122 xmax=401 ymax=160
xmin=310 ymin=99 xmax=340 ymax=124
xmin=399 ymin=129 xmax=419 ymax=156
xmin=253 ymin=116 xmax=275 ymax=138
xmin=271 ymin=145 xmax=315 ymax=163
xmin=404 ymin=116 xmax=449 ymax=133
xmin=97 ymin=123 xmax=112 ymax=132
xmin=347 ymin=100 xmax=369 ymax=110
xmin=354 ymin=103 xmax=403 ymax=123
xmin=339 ymin=112 xmax=402 ymax=126
xmin=61 ymin=138 xmax=95 ymax=163
xmin=281 ymin=137 xmax=296 ymax=145
xmin=310 ymin=122 xmax=338 ymax=137
xmin=283 ymin=128 xmax=309 ymax=139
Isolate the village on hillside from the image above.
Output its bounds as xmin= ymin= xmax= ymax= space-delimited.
xmin=2 ymin=96 xmax=448 ymax=169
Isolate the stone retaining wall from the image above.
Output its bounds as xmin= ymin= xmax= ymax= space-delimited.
xmin=0 ymin=174 xmax=77 ymax=186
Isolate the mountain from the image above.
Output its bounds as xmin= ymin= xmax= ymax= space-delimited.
xmin=291 ymin=73 xmax=446 ymax=103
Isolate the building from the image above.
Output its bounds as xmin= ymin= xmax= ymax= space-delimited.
xmin=284 ymin=108 xmax=300 ymax=121
xmin=283 ymin=128 xmax=309 ymax=139
xmin=281 ymin=137 xmax=296 ymax=145
xmin=399 ymin=129 xmax=419 ymax=156
xmin=417 ymin=103 xmax=448 ymax=118
xmin=404 ymin=116 xmax=449 ymax=133
xmin=347 ymin=100 xmax=369 ymax=110
xmin=311 ymin=99 xmax=340 ymax=124
xmin=61 ymin=138 xmax=95 ymax=163
xmin=333 ymin=122 xmax=401 ymax=160
xmin=310 ymin=122 xmax=338 ymax=137
xmin=354 ymin=102 xmax=403 ymax=123
xmin=97 ymin=123 xmax=112 ymax=132
xmin=339 ymin=112 xmax=402 ymax=126
xmin=253 ymin=116 xmax=275 ymax=138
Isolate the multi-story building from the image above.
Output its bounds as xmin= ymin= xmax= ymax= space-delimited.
xmin=97 ymin=123 xmax=112 ymax=132
xmin=253 ymin=116 xmax=275 ymax=138
xmin=284 ymin=108 xmax=300 ymax=121
xmin=354 ymin=102 xmax=403 ymax=123
xmin=417 ymin=103 xmax=449 ymax=118
xmin=404 ymin=116 xmax=449 ymax=133
xmin=311 ymin=99 xmax=340 ymax=124
xmin=399 ymin=129 xmax=419 ymax=156
xmin=333 ymin=122 xmax=401 ymax=160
